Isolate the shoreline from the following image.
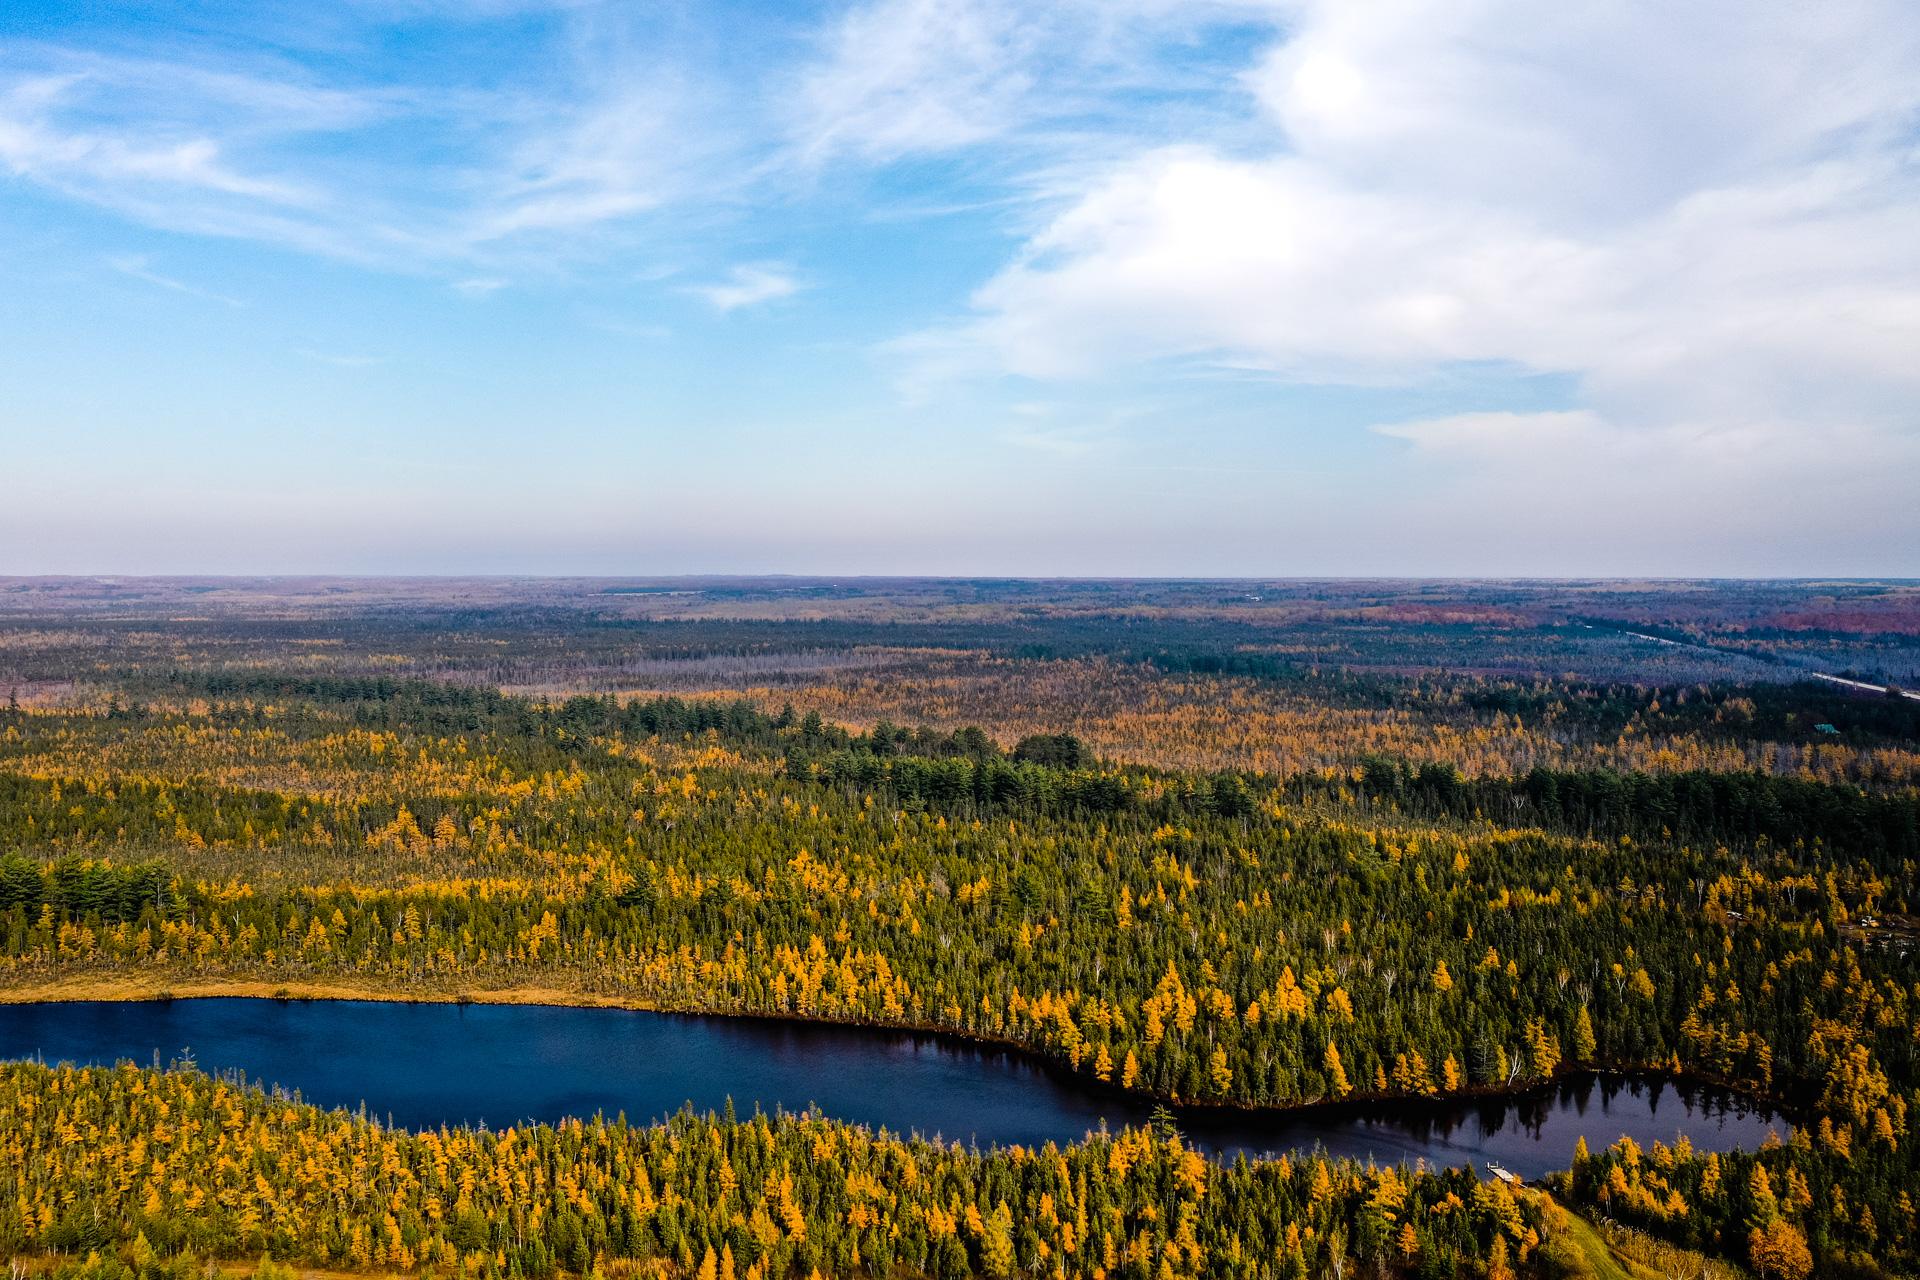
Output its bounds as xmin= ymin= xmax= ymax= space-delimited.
xmin=0 ymin=972 xmax=1798 ymax=1129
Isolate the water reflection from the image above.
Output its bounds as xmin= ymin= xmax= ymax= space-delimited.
xmin=1183 ymin=1073 xmax=1783 ymax=1178
xmin=0 ymin=999 xmax=1784 ymax=1180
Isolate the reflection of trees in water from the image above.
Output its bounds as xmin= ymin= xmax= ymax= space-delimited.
xmin=1201 ymin=1072 xmax=1784 ymax=1169
xmin=1510 ymin=1091 xmax=1555 ymax=1138
xmin=495 ymin=1007 xmax=1801 ymax=1168
xmin=1369 ymin=1083 xmax=1561 ymax=1144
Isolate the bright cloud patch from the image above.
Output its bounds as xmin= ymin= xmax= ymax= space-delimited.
xmin=923 ymin=0 xmax=1920 ymax=529
xmin=686 ymin=264 xmax=802 ymax=313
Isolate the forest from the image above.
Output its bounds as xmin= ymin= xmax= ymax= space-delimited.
xmin=1 ymin=579 xmax=1917 ymax=1279
xmin=2 ymin=1059 xmax=1547 ymax=1280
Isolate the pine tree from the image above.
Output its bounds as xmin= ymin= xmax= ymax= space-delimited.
xmin=1573 ymin=1003 xmax=1596 ymax=1061
xmin=1324 ymin=1041 xmax=1351 ymax=1097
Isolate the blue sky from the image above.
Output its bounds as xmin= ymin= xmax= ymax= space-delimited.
xmin=3 ymin=0 xmax=1917 ymax=575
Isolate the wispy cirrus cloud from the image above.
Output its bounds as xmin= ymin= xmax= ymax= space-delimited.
xmin=784 ymin=0 xmax=1278 ymax=170
xmin=1 ymin=54 xmax=425 ymax=264
xmin=106 ymin=253 xmax=246 ymax=307
xmin=450 ymin=277 xmax=507 ymax=298
xmin=788 ymin=0 xmax=1046 ymax=165
xmin=0 ymin=71 xmax=314 ymax=204
xmin=684 ymin=263 xmax=802 ymax=313
xmin=0 ymin=14 xmax=750 ymax=274
xmin=1 ymin=2 xmax=1269 ymax=281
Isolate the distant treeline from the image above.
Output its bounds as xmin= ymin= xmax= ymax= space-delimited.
xmin=794 ymin=702 xmax=1919 ymax=855
xmin=786 ymin=718 xmax=1262 ymax=819
xmin=787 ymin=749 xmax=1257 ymax=821
xmin=144 ymin=672 xmax=788 ymax=748
xmin=1347 ymin=756 xmax=1920 ymax=865
xmin=121 ymin=673 xmax=1920 ymax=855
xmin=1452 ymin=676 xmax=1920 ymax=746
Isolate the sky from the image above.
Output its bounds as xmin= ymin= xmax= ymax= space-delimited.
xmin=3 ymin=0 xmax=1918 ymax=577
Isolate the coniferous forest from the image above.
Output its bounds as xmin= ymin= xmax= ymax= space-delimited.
xmin=1 ymin=578 xmax=1917 ymax=1280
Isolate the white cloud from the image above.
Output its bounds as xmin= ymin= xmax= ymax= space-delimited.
xmin=0 ymin=60 xmax=427 ymax=264
xmin=790 ymin=0 xmax=1043 ymax=163
xmin=0 ymin=16 xmax=739 ymax=274
xmin=685 ymin=263 xmax=802 ymax=313
xmin=461 ymin=59 xmax=699 ymax=244
xmin=947 ymin=148 xmax=1920 ymax=409
xmin=784 ymin=0 xmax=1277 ymax=169
xmin=1247 ymin=0 xmax=1920 ymax=228
xmin=1372 ymin=411 xmax=1612 ymax=458
xmin=911 ymin=0 xmax=1920 ymax=489
xmin=0 ymin=74 xmax=314 ymax=206
xmin=106 ymin=253 xmax=246 ymax=307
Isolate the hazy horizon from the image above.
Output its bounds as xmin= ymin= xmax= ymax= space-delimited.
xmin=8 ymin=572 xmax=1920 ymax=584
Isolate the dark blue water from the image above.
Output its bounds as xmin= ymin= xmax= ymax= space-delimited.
xmin=0 ymin=999 xmax=1784 ymax=1179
